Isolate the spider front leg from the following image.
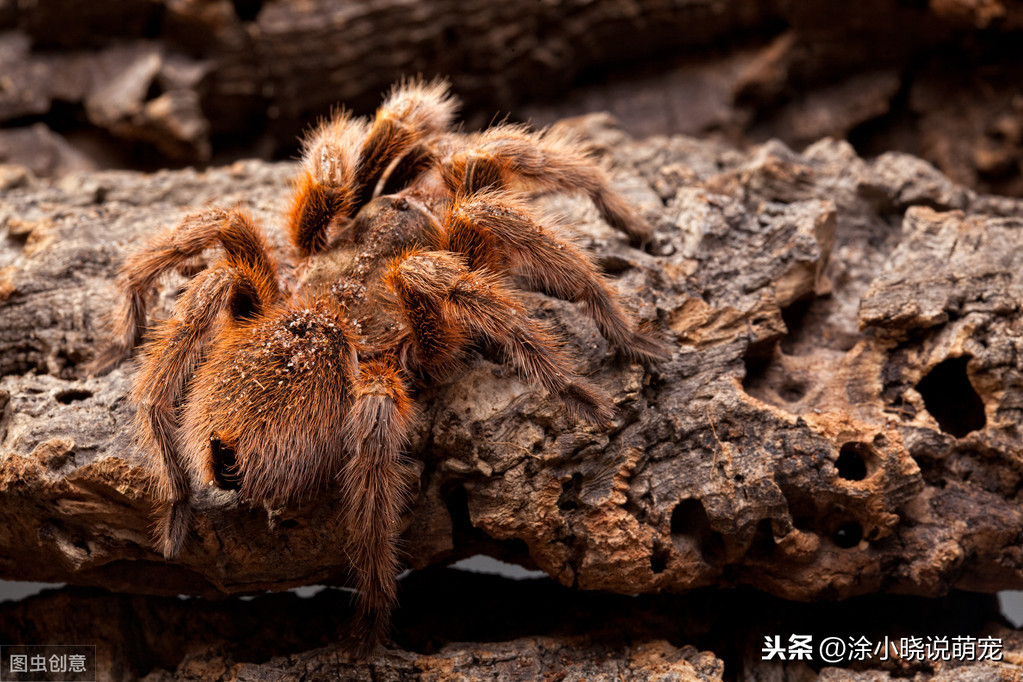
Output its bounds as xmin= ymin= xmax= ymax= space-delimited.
xmin=288 ymin=78 xmax=457 ymax=256
xmin=445 ymin=191 xmax=671 ymax=363
xmin=444 ymin=125 xmax=655 ymax=245
xmin=354 ymin=79 xmax=457 ymax=208
xmin=339 ymin=358 xmax=416 ymax=651
xmin=133 ymin=261 xmax=277 ymax=557
xmin=388 ymin=250 xmax=614 ymax=425
xmin=89 ymin=208 xmax=279 ymax=374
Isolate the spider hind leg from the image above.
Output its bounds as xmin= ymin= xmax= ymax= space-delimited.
xmin=90 ymin=208 xmax=279 ymax=375
xmin=134 ymin=259 xmax=277 ymax=558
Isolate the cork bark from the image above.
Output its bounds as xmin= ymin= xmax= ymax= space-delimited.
xmin=4 ymin=0 xmax=1023 ymax=197
xmin=2 ymin=117 xmax=1023 ymax=678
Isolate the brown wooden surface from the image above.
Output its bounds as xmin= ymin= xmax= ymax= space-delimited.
xmin=2 ymin=116 xmax=1023 ymax=678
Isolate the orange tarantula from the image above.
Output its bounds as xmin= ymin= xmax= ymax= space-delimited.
xmin=91 ymin=78 xmax=668 ymax=650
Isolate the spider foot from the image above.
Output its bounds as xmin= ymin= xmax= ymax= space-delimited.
xmin=344 ymin=605 xmax=391 ymax=658
xmin=85 ymin=342 xmax=132 ymax=377
xmin=620 ymin=324 xmax=674 ymax=364
xmin=156 ymin=499 xmax=191 ymax=559
xmin=558 ymin=380 xmax=615 ymax=427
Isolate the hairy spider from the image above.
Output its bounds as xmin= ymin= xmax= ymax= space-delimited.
xmin=90 ymin=78 xmax=668 ymax=650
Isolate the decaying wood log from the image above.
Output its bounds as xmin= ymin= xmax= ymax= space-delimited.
xmin=2 ymin=116 xmax=1023 ymax=677
xmin=0 ymin=0 xmax=770 ymax=164
xmin=0 ymin=570 xmax=1016 ymax=681
xmin=4 ymin=0 xmax=1023 ymax=197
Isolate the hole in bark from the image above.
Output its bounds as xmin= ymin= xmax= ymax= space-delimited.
xmin=145 ymin=79 xmax=164 ymax=102
xmin=6 ymin=229 xmax=29 ymax=246
xmin=597 ymin=254 xmax=633 ymax=276
xmin=741 ymin=354 xmax=770 ymax=394
xmin=55 ymin=389 xmax=92 ymax=404
xmin=650 ymin=545 xmax=669 ymax=574
xmin=280 ymin=519 xmax=299 ymax=529
xmin=670 ymin=498 xmax=725 ymax=566
xmin=558 ymin=473 xmax=583 ymax=511
xmin=748 ymin=519 xmax=776 ymax=558
xmin=836 ymin=443 xmax=871 ymax=481
xmin=916 ymin=356 xmax=986 ymax=438
xmin=2 ymin=101 xmax=90 ymax=136
xmin=779 ymin=297 xmax=812 ymax=355
xmin=778 ymin=379 xmax=807 ymax=402
xmin=833 ymin=522 xmax=863 ymax=548
xmin=211 ymin=437 xmax=242 ymax=491
xmin=670 ymin=499 xmax=702 ymax=535
xmin=444 ymin=484 xmax=475 ymax=540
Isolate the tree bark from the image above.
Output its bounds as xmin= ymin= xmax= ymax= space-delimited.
xmin=4 ymin=0 xmax=1023 ymax=196
xmin=2 ymin=116 xmax=1023 ymax=677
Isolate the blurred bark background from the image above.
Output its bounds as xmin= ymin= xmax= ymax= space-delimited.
xmin=2 ymin=0 xmax=1023 ymax=195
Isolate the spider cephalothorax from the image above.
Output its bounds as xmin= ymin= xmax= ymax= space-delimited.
xmin=91 ymin=78 xmax=669 ymax=650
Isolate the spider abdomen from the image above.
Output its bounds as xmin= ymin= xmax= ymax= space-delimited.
xmin=180 ymin=298 xmax=358 ymax=505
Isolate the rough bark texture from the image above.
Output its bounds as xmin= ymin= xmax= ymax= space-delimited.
xmin=2 ymin=117 xmax=1023 ymax=677
xmin=0 ymin=572 xmax=1017 ymax=681
xmin=3 ymin=0 xmax=1023 ymax=197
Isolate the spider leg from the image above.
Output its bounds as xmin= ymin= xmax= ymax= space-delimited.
xmin=378 ymin=143 xmax=436 ymax=198
xmin=387 ymin=250 xmax=614 ymax=425
xmin=353 ymin=78 xmax=457 ymax=209
xmin=133 ymin=260 xmax=276 ymax=557
xmin=288 ymin=111 xmax=366 ymax=256
xmin=339 ymin=358 xmax=416 ymax=651
xmin=287 ymin=79 xmax=457 ymax=255
xmin=90 ymin=208 xmax=279 ymax=374
xmin=443 ymin=124 xmax=655 ymax=245
xmin=445 ymin=191 xmax=670 ymax=363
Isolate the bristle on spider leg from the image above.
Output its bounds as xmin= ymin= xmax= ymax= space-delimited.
xmin=378 ymin=144 xmax=437 ymax=197
xmin=157 ymin=500 xmax=192 ymax=559
xmin=289 ymin=111 xmax=368 ymax=255
xmin=440 ymin=150 xmax=506 ymax=195
xmin=286 ymin=172 xmax=354 ymax=256
xmin=87 ymin=290 xmax=146 ymax=376
xmin=589 ymin=185 xmax=657 ymax=247
xmin=300 ymin=109 xmax=367 ymax=188
xmin=410 ymin=255 xmax=618 ymax=425
xmin=380 ymin=76 xmax=458 ymax=137
xmin=139 ymin=399 xmax=193 ymax=558
xmin=536 ymin=125 xmax=656 ymax=245
xmin=558 ymin=380 xmax=615 ymax=427
xmin=132 ymin=263 xmax=266 ymax=560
